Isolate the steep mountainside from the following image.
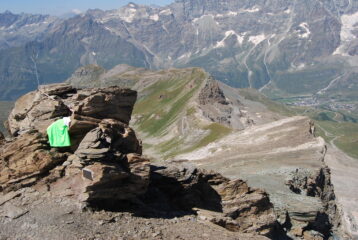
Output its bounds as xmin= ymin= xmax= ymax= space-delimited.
xmin=0 ymin=0 xmax=357 ymax=106
xmin=0 ymin=15 xmax=151 ymax=100
xmin=0 ymin=11 xmax=61 ymax=50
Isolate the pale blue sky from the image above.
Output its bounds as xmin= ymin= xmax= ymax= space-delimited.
xmin=0 ymin=0 xmax=175 ymax=16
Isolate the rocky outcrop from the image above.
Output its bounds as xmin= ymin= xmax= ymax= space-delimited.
xmin=285 ymin=166 xmax=341 ymax=239
xmin=141 ymin=161 xmax=278 ymax=237
xmin=56 ymin=118 xmax=149 ymax=203
xmin=0 ymin=131 xmax=68 ymax=192
xmin=198 ymin=77 xmax=234 ymax=126
xmin=2 ymin=83 xmax=147 ymax=203
xmin=7 ymin=83 xmax=137 ymax=148
xmin=199 ymin=77 xmax=228 ymax=106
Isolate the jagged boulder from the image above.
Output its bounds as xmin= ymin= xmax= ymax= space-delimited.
xmin=53 ymin=118 xmax=149 ymax=203
xmin=285 ymin=166 xmax=339 ymax=238
xmin=0 ymin=131 xmax=68 ymax=192
xmin=7 ymin=87 xmax=71 ymax=136
xmin=75 ymin=119 xmax=142 ymax=161
xmin=143 ymin=161 xmax=277 ymax=236
xmin=50 ymin=152 xmax=150 ymax=204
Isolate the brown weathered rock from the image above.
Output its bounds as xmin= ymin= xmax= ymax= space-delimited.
xmin=71 ymin=118 xmax=147 ymax=203
xmin=75 ymin=119 xmax=142 ymax=161
xmin=7 ymin=90 xmax=71 ymax=136
xmin=49 ymin=152 xmax=150 ymax=204
xmin=73 ymin=87 xmax=137 ymax=125
xmin=4 ymin=84 xmax=142 ymax=201
xmin=211 ymin=178 xmax=276 ymax=235
xmin=0 ymin=131 xmax=67 ymax=192
xmin=7 ymin=84 xmax=137 ymax=140
xmin=38 ymin=83 xmax=76 ymax=96
xmin=285 ymin=166 xmax=339 ymax=238
xmin=146 ymin=161 xmax=277 ymax=236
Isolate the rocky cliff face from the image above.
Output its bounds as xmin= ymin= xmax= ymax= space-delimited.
xmin=0 ymin=83 xmax=281 ymax=239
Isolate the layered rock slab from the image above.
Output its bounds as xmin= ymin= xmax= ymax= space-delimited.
xmin=0 ymin=131 xmax=68 ymax=192
xmin=144 ymin=161 xmax=277 ymax=236
xmin=2 ymin=83 xmax=147 ymax=203
xmin=7 ymin=83 xmax=137 ymax=137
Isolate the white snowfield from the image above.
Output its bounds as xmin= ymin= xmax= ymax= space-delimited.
xmin=333 ymin=11 xmax=358 ymax=55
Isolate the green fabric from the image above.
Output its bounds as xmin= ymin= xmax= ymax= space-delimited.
xmin=47 ymin=119 xmax=71 ymax=147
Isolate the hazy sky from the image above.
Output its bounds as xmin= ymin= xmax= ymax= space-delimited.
xmin=0 ymin=0 xmax=175 ymax=16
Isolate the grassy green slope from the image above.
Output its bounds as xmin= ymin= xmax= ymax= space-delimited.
xmin=131 ymin=68 xmax=233 ymax=160
xmin=133 ymin=68 xmax=205 ymax=135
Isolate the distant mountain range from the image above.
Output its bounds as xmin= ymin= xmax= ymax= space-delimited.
xmin=0 ymin=0 xmax=357 ymax=103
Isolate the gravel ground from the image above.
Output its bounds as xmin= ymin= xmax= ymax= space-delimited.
xmin=0 ymin=187 xmax=268 ymax=240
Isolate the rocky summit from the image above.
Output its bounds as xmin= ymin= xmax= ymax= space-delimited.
xmin=0 ymin=83 xmax=283 ymax=239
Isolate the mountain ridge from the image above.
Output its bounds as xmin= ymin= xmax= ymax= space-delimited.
xmin=0 ymin=0 xmax=357 ymax=110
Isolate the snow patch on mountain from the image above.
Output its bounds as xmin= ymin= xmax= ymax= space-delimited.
xmin=159 ymin=9 xmax=172 ymax=15
xmin=248 ymin=34 xmax=266 ymax=45
xmin=227 ymin=11 xmax=238 ymax=16
xmin=121 ymin=8 xmax=137 ymax=23
xmin=244 ymin=7 xmax=260 ymax=13
xmin=333 ymin=11 xmax=358 ymax=55
xmin=298 ymin=23 xmax=310 ymax=38
xmin=340 ymin=12 xmax=358 ymax=42
xmin=193 ymin=14 xmax=215 ymax=23
xmin=214 ymin=30 xmax=244 ymax=48
xmin=284 ymin=9 xmax=291 ymax=14
xmin=150 ymin=14 xmax=159 ymax=21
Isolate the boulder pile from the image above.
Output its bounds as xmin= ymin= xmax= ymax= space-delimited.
xmin=2 ymin=83 xmax=149 ymax=203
